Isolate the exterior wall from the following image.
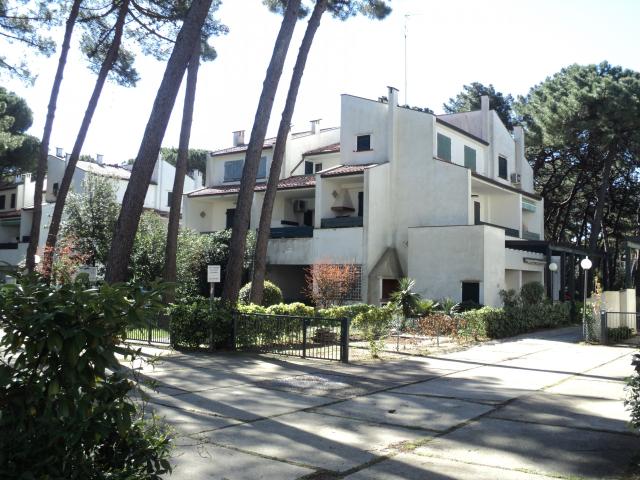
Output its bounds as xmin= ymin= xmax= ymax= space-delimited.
xmin=435 ymin=123 xmax=487 ymax=175
xmin=489 ymin=111 xmax=517 ymax=187
xmin=407 ymin=225 xmax=506 ymax=306
xmin=313 ymin=227 xmax=364 ymax=264
xmin=291 ymin=152 xmax=341 ymax=176
xmin=267 ymin=237 xmax=313 ymax=265
xmin=339 ymin=95 xmax=389 ymax=165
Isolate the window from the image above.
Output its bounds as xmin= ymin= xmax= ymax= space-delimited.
xmin=356 ymin=134 xmax=371 ymax=152
xmin=10 ymin=193 xmax=16 ymax=209
xmin=314 ymin=162 xmax=323 ymax=173
xmin=257 ymin=156 xmax=267 ymax=179
xmin=498 ymin=156 xmax=508 ymax=179
xmin=225 ymin=208 xmax=236 ymax=229
xmin=357 ymin=191 xmax=364 ymax=217
xmin=464 ymin=146 xmax=477 ymax=171
xmin=52 ymin=182 xmax=59 ymax=196
xmin=224 ymin=160 xmax=243 ymax=182
xmin=462 ymin=281 xmax=480 ymax=304
xmin=437 ymin=133 xmax=451 ymax=161
xmin=167 ymin=192 xmax=173 ymax=206
xmin=0 ymin=195 xmax=5 ymax=209
xmin=304 ymin=161 xmax=314 ymax=175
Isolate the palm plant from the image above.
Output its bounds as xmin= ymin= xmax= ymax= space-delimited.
xmin=390 ymin=277 xmax=422 ymax=325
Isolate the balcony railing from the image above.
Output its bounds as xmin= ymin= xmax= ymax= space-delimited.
xmin=321 ymin=216 xmax=363 ymax=229
xmin=523 ymin=230 xmax=541 ymax=240
xmin=477 ymin=221 xmax=519 ymax=238
xmin=0 ymin=242 xmax=18 ymax=250
xmin=270 ymin=226 xmax=314 ymax=239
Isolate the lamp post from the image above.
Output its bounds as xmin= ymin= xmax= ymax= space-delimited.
xmin=580 ymin=256 xmax=593 ymax=341
xmin=548 ymin=262 xmax=558 ymax=301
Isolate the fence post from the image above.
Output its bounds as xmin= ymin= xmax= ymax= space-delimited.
xmin=232 ymin=311 xmax=238 ymax=351
xmin=340 ymin=317 xmax=350 ymax=363
xmin=600 ymin=311 xmax=608 ymax=345
xmin=148 ymin=316 xmax=153 ymax=345
xmin=302 ymin=318 xmax=307 ymax=358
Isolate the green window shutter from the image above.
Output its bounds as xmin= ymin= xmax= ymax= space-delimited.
xmin=464 ymin=146 xmax=476 ymax=171
xmin=224 ymin=160 xmax=243 ymax=182
xmin=437 ymin=134 xmax=451 ymax=161
xmin=257 ymin=156 xmax=267 ymax=179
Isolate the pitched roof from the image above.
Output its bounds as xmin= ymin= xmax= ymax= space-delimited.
xmin=209 ymin=137 xmax=276 ymax=157
xmin=320 ymin=163 xmax=378 ymax=177
xmin=303 ymin=142 xmax=341 ymax=156
xmin=187 ymin=174 xmax=316 ymax=198
xmin=76 ymin=160 xmax=133 ymax=180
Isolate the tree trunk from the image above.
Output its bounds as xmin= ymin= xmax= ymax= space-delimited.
xmin=105 ymin=0 xmax=213 ymax=283
xmin=25 ymin=0 xmax=82 ymax=272
xmin=163 ymin=43 xmax=201 ymax=303
xmin=589 ymin=154 xmax=613 ymax=252
xmin=222 ymin=0 xmax=301 ymax=303
xmin=250 ymin=0 xmax=327 ymax=305
xmin=41 ymin=0 xmax=130 ymax=276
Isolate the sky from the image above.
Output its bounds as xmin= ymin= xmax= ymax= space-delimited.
xmin=2 ymin=0 xmax=640 ymax=164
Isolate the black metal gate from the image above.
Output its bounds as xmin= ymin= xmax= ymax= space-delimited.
xmin=598 ymin=311 xmax=639 ymax=344
xmin=233 ymin=312 xmax=349 ymax=362
xmin=126 ymin=315 xmax=171 ymax=346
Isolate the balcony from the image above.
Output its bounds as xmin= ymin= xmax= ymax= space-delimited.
xmin=523 ymin=230 xmax=541 ymax=240
xmin=321 ymin=216 xmax=363 ymax=229
xmin=0 ymin=242 xmax=18 ymax=250
xmin=269 ymin=226 xmax=314 ymax=239
xmin=477 ymin=221 xmax=519 ymax=238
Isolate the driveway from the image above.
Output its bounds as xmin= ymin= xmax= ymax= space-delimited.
xmin=133 ymin=327 xmax=640 ymax=479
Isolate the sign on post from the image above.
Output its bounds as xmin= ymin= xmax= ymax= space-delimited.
xmin=207 ymin=265 xmax=221 ymax=283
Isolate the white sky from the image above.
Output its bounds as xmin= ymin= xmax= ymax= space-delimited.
xmin=3 ymin=0 xmax=639 ymax=164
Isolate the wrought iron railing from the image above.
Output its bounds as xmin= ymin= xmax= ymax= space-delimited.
xmin=233 ymin=312 xmax=349 ymax=362
xmin=126 ymin=316 xmax=171 ymax=345
xmin=321 ymin=216 xmax=363 ymax=229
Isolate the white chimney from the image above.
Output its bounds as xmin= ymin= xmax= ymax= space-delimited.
xmin=233 ymin=130 xmax=245 ymax=147
xmin=96 ymin=154 xmax=104 ymax=165
xmin=513 ymin=125 xmax=525 ymax=175
xmin=55 ymin=147 xmax=64 ymax=157
xmin=387 ymin=86 xmax=398 ymax=107
xmin=480 ymin=95 xmax=490 ymax=141
xmin=310 ymin=119 xmax=321 ymax=134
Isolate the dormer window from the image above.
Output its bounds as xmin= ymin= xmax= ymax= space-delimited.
xmin=498 ymin=156 xmax=508 ymax=179
xmin=356 ymin=134 xmax=371 ymax=152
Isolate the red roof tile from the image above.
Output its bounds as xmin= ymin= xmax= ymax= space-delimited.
xmin=187 ymin=175 xmax=315 ymax=198
xmin=209 ymin=137 xmax=276 ymax=156
xmin=321 ymin=164 xmax=377 ymax=177
xmin=303 ymin=142 xmax=341 ymax=156
xmin=0 ymin=210 xmax=20 ymax=219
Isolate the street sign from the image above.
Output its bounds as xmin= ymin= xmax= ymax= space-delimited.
xmin=207 ymin=265 xmax=221 ymax=283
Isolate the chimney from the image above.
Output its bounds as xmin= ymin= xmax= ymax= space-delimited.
xmin=310 ymin=119 xmax=321 ymax=134
xmin=96 ymin=154 xmax=104 ymax=165
xmin=387 ymin=86 xmax=398 ymax=108
xmin=480 ymin=95 xmax=490 ymax=141
xmin=55 ymin=147 xmax=64 ymax=157
xmin=513 ymin=125 xmax=525 ymax=175
xmin=232 ymin=130 xmax=245 ymax=147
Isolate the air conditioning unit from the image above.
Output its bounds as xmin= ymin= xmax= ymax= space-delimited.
xmin=293 ymin=200 xmax=306 ymax=212
xmin=510 ymin=173 xmax=521 ymax=184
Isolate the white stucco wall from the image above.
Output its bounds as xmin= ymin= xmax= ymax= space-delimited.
xmin=267 ymin=237 xmax=313 ymax=265
xmin=435 ymin=124 xmax=487 ymax=175
xmin=313 ymin=227 xmax=364 ymax=264
xmin=339 ymin=95 xmax=389 ymax=165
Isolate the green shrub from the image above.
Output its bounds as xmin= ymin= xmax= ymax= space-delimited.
xmin=626 ymin=356 xmax=640 ymax=431
xmin=266 ymin=302 xmax=315 ymax=317
xmin=169 ymin=296 xmax=233 ymax=350
xmin=608 ymin=326 xmax=633 ymax=342
xmin=0 ymin=277 xmax=172 ymax=478
xmin=520 ymin=281 xmax=545 ymax=305
xmin=237 ymin=303 xmax=268 ymax=315
xmin=238 ymin=280 xmax=283 ymax=306
xmin=499 ymin=289 xmax=519 ymax=308
xmin=415 ymin=299 xmax=438 ymax=316
xmin=318 ymin=303 xmax=372 ymax=319
xmin=352 ymin=306 xmax=394 ymax=358
xmin=451 ymin=300 xmax=482 ymax=314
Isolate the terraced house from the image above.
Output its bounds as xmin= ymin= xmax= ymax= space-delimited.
xmin=184 ymin=87 xmax=548 ymax=306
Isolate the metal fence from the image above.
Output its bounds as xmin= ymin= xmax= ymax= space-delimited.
xmin=596 ymin=311 xmax=639 ymax=344
xmin=233 ymin=312 xmax=349 ymax=362
xmin=126 ymin=316 xmax=171 ymax=346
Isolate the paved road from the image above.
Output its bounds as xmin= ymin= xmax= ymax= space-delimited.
xmin=133 ymin=327 xmax=640 ymax=479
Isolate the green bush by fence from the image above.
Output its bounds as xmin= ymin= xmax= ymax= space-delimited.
xmin=238 ymin=281 xmax=283 ymax=306
xmin=169 ymin=297 xmax=233 ymax=349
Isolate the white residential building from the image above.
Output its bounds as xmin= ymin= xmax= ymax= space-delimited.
xmin=0 ymin=152 xmax=202 ymax=271
xmin=184 ymin=87 xmax=548 ymax=306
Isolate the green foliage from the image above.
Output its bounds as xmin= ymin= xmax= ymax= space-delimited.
xmin=318 ymin=303 xmax=371 ymax=319
xmin=0 ymin=86 xmax=39 ymax=175
xmin=444 ymin=82 xmax=515 ymax=129
xmin=436 ymin=297 xmax=457 ymax=316
xmin=389 ymin=277 xmax=421 ymax=319
xmin=0 ymin=277 xmax=172 ymax=478
xmin=61 ymin=173 xmax=120 ymax=269
xmin=415 ymin=299 xmax=439 ymax=316
xmin=499 ymin=289 xmax=519 ymax=308
xmin=160 ymin=147 xmax=208 ymax=181
xmin=169 ymin=296 xmax=232 ymax=350
xmin=239 ymin=280 xmax=282 ymax=306
xmin=352 ymin=305 xmax=394 ymax=358
xmin=608 ymin=326 xmax=633 ymax=342
xmin=450 ymin=300 xmax=482 ymax=314
xmin=626 ymin=358 xmax=640 ymax=431
xmin=131 ymin=211 xmax=167 ymax=284
xmin=520 ymin=281 xmax=545 ymax=306
xmin=266 ymin=302 xmax=315 ymax=317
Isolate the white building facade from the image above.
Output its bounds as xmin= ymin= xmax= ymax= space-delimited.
xmin=184 ymin=88 xmax=547 ymax=306
xmin=0 ymin=152 xmax=201 ymax=271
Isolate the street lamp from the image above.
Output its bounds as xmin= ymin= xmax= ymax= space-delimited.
xmin=548 ymin=262 xmax=558 ymax=302
xmin=580 ymin=256 xmax=593 ymax=341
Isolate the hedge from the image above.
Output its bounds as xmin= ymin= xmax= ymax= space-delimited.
xmin=169 ymin=297 xmax=233 ymax=349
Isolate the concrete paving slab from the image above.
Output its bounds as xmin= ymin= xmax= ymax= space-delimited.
xmin=170 ymin=443 xmax=315 ymax=479
xmin=138 ymin=368 xmax=271 ymax=395
xmin=344 ymin=452 xmax=557 ymax=480
xmin=150 ymin=384 xmax=333 ymax=421
xmin=490 ymin=392 xmax=634 ymax=433
xmin=207 ymin=411 xmax=429 ymax=472
xmin=253 ymin=372 xmax=389 ymax=399
xmin=546 ymin=377 xmax=628 ymax=400
xmin=585 ymin=354 xmax=635 ymax=381
xmin=312 ymin=392 xmax=494 ymax=431
xmin=392 ymin=364 xmax=569 ymax=403
xmin=146 ymin=402 xmax=243 ymax=435
xmin=417 ymin=417 xmax=640 ymax=479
